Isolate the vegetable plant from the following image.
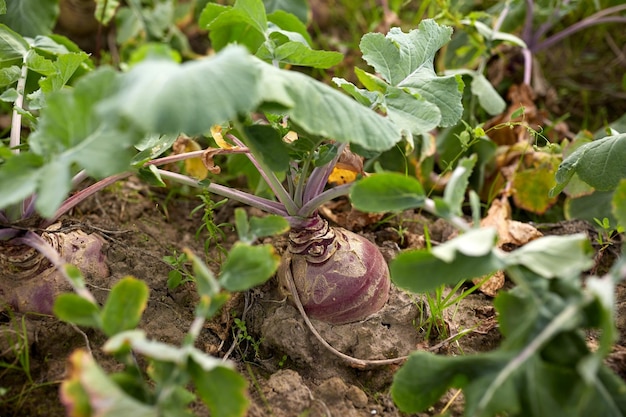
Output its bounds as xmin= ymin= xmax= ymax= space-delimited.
xmin=53 ymin=212 xmax=282 ymax=416
xmin=350 ymin=163 xmax=626 ymax=416
xmin=0 ymin=0 xmax=468 ymax=328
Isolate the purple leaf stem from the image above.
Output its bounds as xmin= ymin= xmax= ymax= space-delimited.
xmin=22 ymin=194 xmax=36 ymax=219
xmin=0 ymin=210 xmax=9 ymax=223
xmin=522 ymin=48 xmax=533 ymax=86
xmin=521 ymin=0 xmax=535 ymax=47
xmin=297 ymin=182 xmax=353 ymax=218
xmin=40 ymin=173 xmax=131 ymax=229
xmin=12 ymin=231 xmax=97 ymax=303
xmin=533 ymin=14 xmax=626 ymax=52
xmin=0 ymin=228 xmax=20 ymax=240
xmin=157 ymin=169 xmax=289 ymax=217
xmin=227 ymin=133 xmax=298 ymax=215
xmin=302 ymin=142 xmax=347 ymax=204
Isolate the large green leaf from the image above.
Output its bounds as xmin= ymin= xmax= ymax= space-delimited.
xmin=350 ymin=172 xmax=425 ymax=212
xmin=257 ymin=60 xmax=401 ymax=151
xmin=102 ymin=46 xmax=262 ymax=135
xmin=552 ymin=133 xmax=626 ymax=195
xmin=390 ymin=228 xmax=501 ymax=293
xmin=21 ymin=68 xmax=135 ymax=217
xmin=0 ymin=24 xmax=28 ymax=67
xmin=506 ymin=234 xmax=594 ymax=278
xmin=0 ymin=152 xmax=43 ymax=211
xmin=392 ymin=351 xmax=514 ymax=414
xmin=0 ymin=0 xmax=58 ymax=37
xmin=337 ymin=19 xmax=464 ymax=144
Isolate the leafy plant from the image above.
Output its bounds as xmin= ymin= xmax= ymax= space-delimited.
xmin=53 ymin=212 xmax=281 ymax=416
xmin=350 ymin=163 xmax=626 ymax=416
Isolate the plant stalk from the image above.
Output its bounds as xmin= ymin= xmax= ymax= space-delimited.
xmin=157 ymin=170 xmax=289 ymax=217
xmin=9 ymin=58 xmax=28 ymax=153
xmin=228 ymin=131 xmax=299 ymax=215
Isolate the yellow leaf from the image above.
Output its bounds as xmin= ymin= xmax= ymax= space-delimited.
xmin=173 ymin=136 xmax=208 ymax=180
xmin=211 ymin=125 xmax=233 ymax=149
xmin=328 ymin=164 xmax=358 ymax=185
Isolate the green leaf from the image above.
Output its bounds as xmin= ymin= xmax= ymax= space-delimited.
xmin=234 ymin=208 xmax=251 ymax=242
xmin=470 ymin=72 xmax=506 ymax=115
xmin=391 ymin=350 xmax=513 ymax=413
xmin=506 ymin=234 xmax=594 ymax=278
xmin=54 ymin=294 xmax=101 ymax=328
xmin=358 ymin=20 xmax=464 ymax=130
xmin=0 ymin=1 xmax=5 ymax=14
xmin=200 ymin=1 xmax=267 ymax=52
xmin=259 ymin=40 xmax=343 ymax=68
xmin=612 ymin=179 xmax=626 ymax=229
xmin=552 ymin=133 xmax=626 ymax=194
xmin=433 ymin=227 xmax=497 ymax=260
xmin=243 ymin=124 xmax=290 ymax=172
xmin=103 ymin=46 xmax=262 ymax=135
xmin=0 ymin=24 xmax=29 ymax=66
xmin=23 ymin=68 xmax=135 ymax=217
xmin=257 ymin=59 xmax=401 ymax=151
xmin=385 ymin=86 xmax=442 ymax=141
xmin=446 ymin=69 xmax=505 ymax=115
xmin=391 ymin=250 xmax=503 ymax=293
xmin=219 ymin=242 xmax=280 ymax=292
xmin=565 ymin=190 xmax=616 ymax=227
xmin=101 ymin=277 xmax=149 ymax=337
xmin=264 ymin=0 xmax=309 ymax=23
xmin=443 ymin=155 xmax=476 ymax=215
xmin=61 ymin=350 xmax=157 ymax=417
xmin=0 ymin=152 xmax=43 ymax=210
xmin=186 ymin=250 xmax=221 ymax=298
xmin=267 ymin=9 xmax=310 ymax=42
xmin=38 ymin=52 xmax=90 ymax=93
xmin=350 ymin=172 xmax=425 ymax=212
xmin=249 ymin=214 xmax=290 ymax=239
xmin=190 ymin=361 xmax=249 ymax=417
xmin=95 ymin=0 xmax=120 ymax=25
xmin=0 ymin=65 xmax=20 ymax=86
xmin=0 ymin=0 xmax=58 ymax=37
xmin=462 ymin=19 xmax=527 ymax=48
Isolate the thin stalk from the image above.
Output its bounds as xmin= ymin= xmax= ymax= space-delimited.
xmin=302 ymin=142 xmax=347 ymax=204
xmin=12 ymin=231 xmax=97 ymax=304
xmin=40 ymin=173 xmax=131 ymax=228
xmin=228 ymin=131 xmax=298 ymax=215
xmin=423 ymin=198 xmax=471 ymax=232
xmin=297 ymin=183 xmax=352 ymax=218
xmin=533 ymin=15 xmax=626 ymax=52
xmin=521 ymin=0 xmax=535 ymax=46
xmin=521 ymin=48 xmax=533 ymax=86
xmin=10 ymin=58 xmax=28 ymax=153
xmin=158 ymin=170 xmax=289 ymax=217
xmin=293 ymin=155 xmax=311 ymax=207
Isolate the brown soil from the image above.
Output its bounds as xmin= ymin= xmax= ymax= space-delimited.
xmin=0 ymin=178 xmax=624 ymax=417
